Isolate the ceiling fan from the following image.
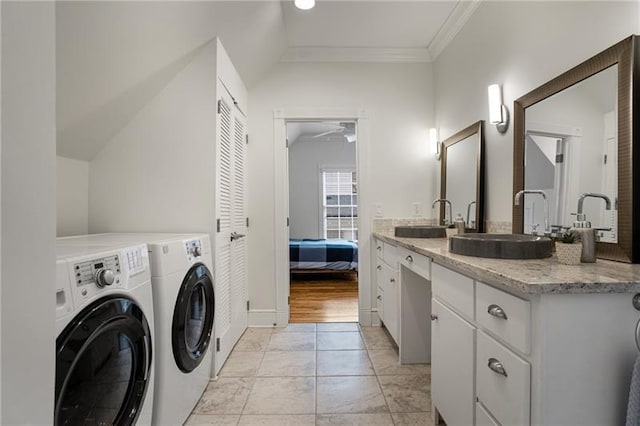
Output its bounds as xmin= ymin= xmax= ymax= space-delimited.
xmin=312 ymin=122 xmax=356 ymax=142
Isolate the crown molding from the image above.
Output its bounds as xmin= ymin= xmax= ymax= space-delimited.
xmin=428 ymin=0 xmax=482 ymax=61
xmin=280 ymin=47 xmax=431 ymax=63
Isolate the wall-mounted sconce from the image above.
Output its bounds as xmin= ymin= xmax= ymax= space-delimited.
xmin=295 ymin=0 xmax=315 ymax=10
xmin=488 ymin=84 xmax=509 ymax=134
xmin=430 ymin=128 xmax=441 ymax=160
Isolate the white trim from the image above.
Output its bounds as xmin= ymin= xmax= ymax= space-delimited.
xmin=275 ymin=108 xmax=372 ymax=326
xmin=527 ymin=121 xmax=582 ymax=138
xmin=428 ymin=0 xmax=482 ymax=61
xmin=360 ymin=309 xmax=374 ymax=327
xmin=248 ymin=309 xmax=278 ymax=327
xmin=281 ymin=47 xmax=431 ymax=63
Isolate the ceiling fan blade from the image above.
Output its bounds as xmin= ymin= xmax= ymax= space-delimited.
xmin=313 ymin=128 xmax=342 ymax=138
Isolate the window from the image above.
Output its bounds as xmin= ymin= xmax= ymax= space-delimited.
xmin=322 ymin=170 xmax=357 ymax=240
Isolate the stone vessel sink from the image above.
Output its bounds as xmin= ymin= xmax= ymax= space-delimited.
xmin=449 ymin=233 xmax=553 ymax=259
xmin=394 ymin=225 xmax=447 ymax=238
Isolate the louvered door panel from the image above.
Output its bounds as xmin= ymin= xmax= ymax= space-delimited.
xmin=230 ymin=111 xmax=248 ymax=344
xmin=214 ymin=92 xmax=233 ymax=375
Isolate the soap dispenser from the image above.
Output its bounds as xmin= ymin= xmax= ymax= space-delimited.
xmin=454 ymin=213 xmax=466 ymax=234
xmin=569 ymin=213 xmax=596 ymax=263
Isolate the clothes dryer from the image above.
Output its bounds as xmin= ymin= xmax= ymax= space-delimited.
xmin=58 ymin=233 xmax=215 ymax=426
xmin=55 ymin=242 xmax=154 ymax=426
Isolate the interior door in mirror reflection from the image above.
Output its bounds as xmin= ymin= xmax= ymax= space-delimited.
xmin=524 ymin=64 xmax=618 ymax=243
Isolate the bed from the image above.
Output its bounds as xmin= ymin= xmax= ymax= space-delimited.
xmin=289 ymin=239 xmax=358 ymax=272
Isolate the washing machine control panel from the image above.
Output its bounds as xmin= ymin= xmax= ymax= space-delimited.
xmin=73 ymin=255 xmax=120 ymax=288
xmin=185 ymin=239 xmax=202 ymax=259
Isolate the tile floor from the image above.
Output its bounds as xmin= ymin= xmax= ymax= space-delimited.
xmin=186 ymin=323 xmax=434 ymax=426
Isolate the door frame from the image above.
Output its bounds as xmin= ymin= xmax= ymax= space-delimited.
xmin=274 ymin=108 xmax=372 ymax=326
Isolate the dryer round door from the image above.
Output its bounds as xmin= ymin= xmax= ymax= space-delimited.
xmin=172 ymin=263 xmax=215 ymax=373
xmin=55 ymin=295 xmax=152 ymax=426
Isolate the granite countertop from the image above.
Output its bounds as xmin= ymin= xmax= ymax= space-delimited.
xmin=373 ymin=231 xmax=640 ymax=295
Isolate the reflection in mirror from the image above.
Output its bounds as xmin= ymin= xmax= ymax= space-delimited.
xmin=441 ymin=121 xmax=484 ymax=232
xmin=524 ymin=65 xmax=617 ymax=241
xmin=514 ymin=35 xmax=637 ymax=263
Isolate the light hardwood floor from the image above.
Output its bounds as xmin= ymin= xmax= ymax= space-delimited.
xmin=289 ymin=272 xmax=358 ymax=323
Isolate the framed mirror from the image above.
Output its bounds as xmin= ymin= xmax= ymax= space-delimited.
xmin=513 ymin=35 xmax=638 ymax=263
xmin=440 ymin=121 xmax=485 ymax=232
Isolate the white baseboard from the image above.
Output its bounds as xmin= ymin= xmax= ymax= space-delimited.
xmin=276 ymin=310 xmax=289 ymax=326
xmin=359 ymin=309 xmax=373 ymax=326
xmin=248 ymin=309 xmax=278 ymax=327
xmin=370 ymin=310 xmax=381 ymax=327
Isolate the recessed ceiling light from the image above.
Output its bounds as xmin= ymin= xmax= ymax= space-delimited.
xmin=295 ymin=0 xmax=315 ymax=10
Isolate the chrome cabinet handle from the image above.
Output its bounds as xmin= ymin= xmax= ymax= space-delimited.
xmin=405 ymin=255 xmax=413 ymax=263
xmin=390 ymin=278 xmax=396 ymax=283
xmin=430 ymin=314 xmax=438 ymax=321
xmin=377 ymin=265 xmax=382 ymax=270
xmin=488 ymin=304 xmax=508 ymax=320
xmin=488 ymin=358 xmax=508 ymax=377
xmin=377 ymin=295 xmax=382 ymax=300
xmin=377 ymin=246 xmax=382 ymax=251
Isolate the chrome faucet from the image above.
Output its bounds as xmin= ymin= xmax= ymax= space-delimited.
xmin=432 ymin=199 xmax=452 ymax=226
xmin=514 ymin=190 xmax=549 ymax=235
xmin=577 ymin=192 xmax=612 ymax=214
xmin=466 ymin=201 xmax=476 ymax=226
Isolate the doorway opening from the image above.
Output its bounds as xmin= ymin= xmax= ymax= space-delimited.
xmin=286 ymin=121 xmax=359 ymax=323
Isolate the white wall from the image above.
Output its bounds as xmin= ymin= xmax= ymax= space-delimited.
xmin=434 ymin=0 xmax=639 ymax=224
xmin=57 ymin=156 xmax=89 ymax=236
xmin=89 ymin=41 xmax=218 ymax=235
xmin=288 ymin=136 xmax=356 ymax=239
xmin=248 ymin=62 xmax=435 ymax=315
xmin=1 ymin=2 xmax=56 ymax=423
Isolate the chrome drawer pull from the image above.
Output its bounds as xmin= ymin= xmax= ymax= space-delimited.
xmin=406 ymin=255 xmax=413 ymax=263
xmin=377 ymin=295 xmax=382 ymax=301
xmin=488 ymin=304 xmax=508 ymax=320
xmin=488 ymin=358 xmax=508 ymax=377
xmin=390 ymin=278 xmax=396 ymax=283
xmin=377 ymin=246 xmax=382 ymax=251
xmin=377 ymin=265 xmax=382 ymax=270
xmin=430 ymin=314 xmax=438 ymax=321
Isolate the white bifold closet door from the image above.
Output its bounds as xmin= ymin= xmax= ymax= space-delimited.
xmin=214 ymin=83 xmax=248 ymax=375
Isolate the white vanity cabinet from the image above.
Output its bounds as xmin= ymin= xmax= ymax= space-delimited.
xmin=374 ymin=238 xmax=399 ymax=344
xmin=373 ymin=231 xmax=640 ymax=425
xmin=431 ymin=263 xmax=531 ymax=426
xmin=430 ymin=262 xmax=639 ymax=426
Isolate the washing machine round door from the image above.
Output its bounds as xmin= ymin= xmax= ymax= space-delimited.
xmin=172 ymin=263 xmax=215 ymax=373
xmin=55 ymin=296 xmax=152 ymax=426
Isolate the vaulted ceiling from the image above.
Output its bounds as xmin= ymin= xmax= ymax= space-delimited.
xmin=56 ymin=1 xmax=479 ymax=160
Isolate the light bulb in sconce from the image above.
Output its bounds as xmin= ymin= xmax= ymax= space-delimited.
xmin=295 ymin=0 xmax=315 ymax=10
xmin=488 ymin=84 xmax=509 ymax=133
xmin=429 ymin=128 xmax=441 ymax=160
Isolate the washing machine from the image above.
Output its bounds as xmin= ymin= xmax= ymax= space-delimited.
xmin=55 ymin=241 xmax=155 ymax=426
xmin=58 ymin=233 xmax=215 ymax=426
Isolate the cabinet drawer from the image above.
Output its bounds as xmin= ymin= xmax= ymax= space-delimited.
xmin=374 ymin=239 xmax=384 ymax=261
xmin=476 ymin=402 xmax=500 ymax=426
xmin=477 ymin=331 xmax=530 ymax=426
xmin=431 ymin=263 xmax=474 ymax=319
xmin=398 ymin=246 xmax=430 ymax=280
xmin=383 ymin=242 xmax=397 ymax=267
xmin=476 ymin=282 xmax=531 ymax=354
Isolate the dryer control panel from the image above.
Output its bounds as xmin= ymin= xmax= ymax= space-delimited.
xmin=185 ymin=239 xmax=202 ymax=259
